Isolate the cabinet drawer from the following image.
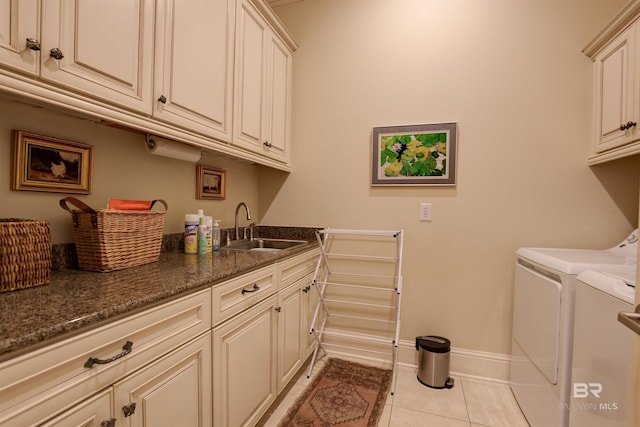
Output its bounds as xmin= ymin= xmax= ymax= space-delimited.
xmin=278 ymin=249 xmax=319 ymax=290
xmin=212 ymin=265 xmax=277 ymax=326
xmin=0 ymin=288 xmax=211 ymax=426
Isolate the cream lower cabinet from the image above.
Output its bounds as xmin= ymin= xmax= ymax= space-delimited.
xmin=41 ymin=333 xmax=212 ymax=427
xmin=303 ymin=275 xmax=321 ymax=357
xmin=212 ymin=250 xmax=319 ymax=426
xmin=0 ymin=289 xmax=211 ymax=427
xmin=277 ymin=276 xmax=305 ymax=392
xmin=212 ymin=294 xmax=279 ymax=427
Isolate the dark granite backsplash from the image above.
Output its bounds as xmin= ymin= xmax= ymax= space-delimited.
xmin=52 ymin=226 xmax=321 ymax=271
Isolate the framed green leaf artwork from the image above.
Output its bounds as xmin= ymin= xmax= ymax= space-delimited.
xmin=371 ymin=122 xmax=457 ymax=186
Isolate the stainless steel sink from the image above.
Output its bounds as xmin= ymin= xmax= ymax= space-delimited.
xmin=223 ymin=238 xmax=308 ymax=252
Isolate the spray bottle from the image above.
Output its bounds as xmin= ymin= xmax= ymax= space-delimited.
xmin=212 ymin=220 xmax=221 ymax=251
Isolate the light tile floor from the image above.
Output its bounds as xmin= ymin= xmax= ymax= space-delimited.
xmin=261 ymin=355 xmax=530 ymax=427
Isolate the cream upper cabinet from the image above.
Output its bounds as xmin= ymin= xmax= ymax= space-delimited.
xmin=0 ymin=0 xmax=40 ymax=76
xmin=592 ymin=25 xmax=638 ymax=153
xmin=233 ymin=0 xmax=292 ymax=164
xmin=584 ymin=2 xmax=640 ymax=164
xmin=153 ymin=0 xmax=234 ymax=141
xmin=266 ymin=31 xmax=292 ymax=162
xmin=0 ymin=0 xmax=298 ymax=170
xmin=40 ymin=0 xmax=154 ymax=113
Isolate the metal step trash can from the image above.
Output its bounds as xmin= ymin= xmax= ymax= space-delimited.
xmin=415 ymin=336 xmax=454 ymax=389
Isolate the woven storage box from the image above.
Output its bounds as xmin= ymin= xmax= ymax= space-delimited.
xmin=0 ymin=219 xmax=52 ymax=292
xmin=60 ymin=197 xmax=168 ymax=272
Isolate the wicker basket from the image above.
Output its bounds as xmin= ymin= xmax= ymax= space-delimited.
xmin=60 ymin=197 xmax=168 ymax=272
xmin=0 ymin=219 xmax=52 ymax=292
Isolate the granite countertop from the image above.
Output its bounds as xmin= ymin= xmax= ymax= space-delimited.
xmin=0 ymin=233 xmax=318 ymax=362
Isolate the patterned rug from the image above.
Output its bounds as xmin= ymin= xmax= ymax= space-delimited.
xmin=278 ymin=358 xmax=392 ymax=427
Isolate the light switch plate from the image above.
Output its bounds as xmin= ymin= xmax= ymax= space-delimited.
xmin=420 ymin=203 xmax=432 ymax=221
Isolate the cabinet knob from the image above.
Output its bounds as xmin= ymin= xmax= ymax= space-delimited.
xmin=49 ymin=48 xmax=64 ymax=60
xmin=122 ymin=402 xmax=137 ymax=417
xmin=158 ymin=95 xmax=167 ymax=104
xmin=263 ymin=141 xmax=272 ymax=148
xmin=100 ymin=418 xmax=116 ymax=427
xmin=275 ymin=307 xmax=282 ymax=312
xmin=25 ymin=38 xmax=41 ymax=51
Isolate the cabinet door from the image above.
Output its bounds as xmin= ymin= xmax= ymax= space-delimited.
xmin=303 ymin=273 xmax=320 ymax=357
xmin=39 ymin=389 xmax=113 ymax=427
xmin=233 ymin=0 xmax=292 ymax=164
xmin=40 ymin=0 xmax=153 ymax=113
xmin=113 ymin=333 xmax=212 ymax=427
xmin=593 ymin=24 xmax=637 ymax=153
xmin=153 ymin=0 xmax=234 ymax=141
xmin=264 ymin=32 xmax=292 ymax=163
xmin=233 ymin=0 xmax=267 ymax=151
xmin=213 ymin=295 xmax=278 ymax=427
xmin=277 ymin=281 xmax=303 ymax=392
xmin=0 ymin=0 xmax=40 ymax=75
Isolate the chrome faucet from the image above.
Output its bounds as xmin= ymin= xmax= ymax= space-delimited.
xmin=244 ymin=222 xmax=257 ymax=240
xmin=234 ymin=202 xmax=252 ymax=240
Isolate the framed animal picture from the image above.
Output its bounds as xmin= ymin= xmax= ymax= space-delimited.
xmin=11 ymin=131 xmax=93 ymax=194
xmin=196 ymin=165 xmax=226 ymax=200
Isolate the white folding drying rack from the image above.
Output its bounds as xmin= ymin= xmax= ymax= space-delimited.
xmin=307 ymin=228 xmax=404 ymax=395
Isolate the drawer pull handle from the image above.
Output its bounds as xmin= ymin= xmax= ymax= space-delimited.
xmin=241 ymin=284 xmax=260 ymax=295
xmin=101 ymin=418 xmax=116 ymax=427
xmin=302 ymin=285 xmax=311 ymax=293
xmin=122 ymin=402 xmax=137 ymax=417
xmin=84 ymin=341 xmax=134 ymax=368
xmin=620 ymin=121 xmax=637 ymax=131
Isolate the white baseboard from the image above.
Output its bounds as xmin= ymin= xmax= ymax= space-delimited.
xmin=316 ymin=334 xmax=512 ymax=384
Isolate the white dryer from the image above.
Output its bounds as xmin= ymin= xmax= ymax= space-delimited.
xmin=510 ymin=230 xmax=637 ymax=427
xmin=570 ymin=268 xmax=635 ymax=427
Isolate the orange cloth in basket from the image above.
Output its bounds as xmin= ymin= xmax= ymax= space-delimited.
xmin=107 ymin=199 xmax=154 ymax=210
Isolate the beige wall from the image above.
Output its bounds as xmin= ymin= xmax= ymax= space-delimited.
xmin=0 ymin=97 xmax=260 ymax=244
xmin=1 ymin=0 xmax=638 ymax=361
xmin=259 ymin=0 xmax=640 ymax=355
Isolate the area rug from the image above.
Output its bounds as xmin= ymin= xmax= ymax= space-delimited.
xmin=278 ymin=358 xmax=392 ymax=427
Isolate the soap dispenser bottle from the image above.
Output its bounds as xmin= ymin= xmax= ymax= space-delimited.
xmin=212 ymin=220 xmax=221 ymax=251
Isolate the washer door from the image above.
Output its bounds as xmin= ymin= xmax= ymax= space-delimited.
xmin=513 ymin=261 xmax=562 ymax=384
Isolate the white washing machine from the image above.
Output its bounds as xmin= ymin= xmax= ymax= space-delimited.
xmin=510 ymin=230 xmax=638 ymax=427
xmin=570 ymin=268 xmax=636 ymax=427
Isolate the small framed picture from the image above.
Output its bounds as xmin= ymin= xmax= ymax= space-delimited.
xmin=197 ymin=165 xmax=226 ymax=200
xmin=11 ymin=130 xmax=93 ymax=194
